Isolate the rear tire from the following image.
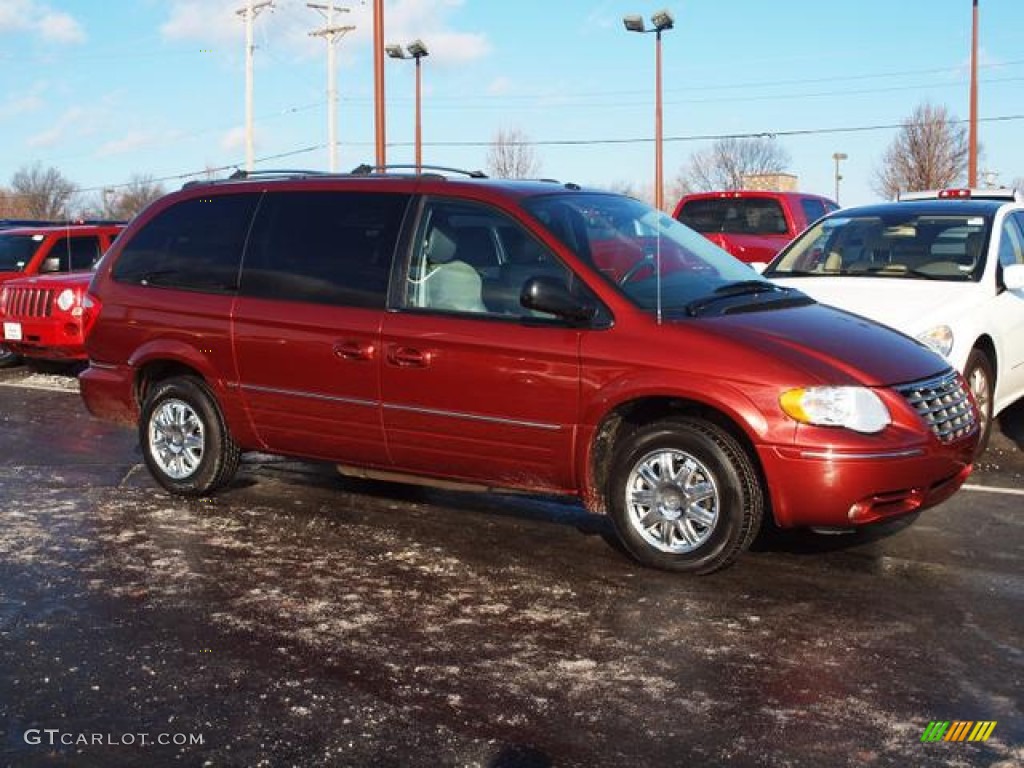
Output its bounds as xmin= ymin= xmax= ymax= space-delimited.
xmin=965 ymin=349 xmax=994 ymax=457
xmin=139 ymin=376 xmax=240 ymax=495
xmin=606 ymin=417 xmax=763 ymax=574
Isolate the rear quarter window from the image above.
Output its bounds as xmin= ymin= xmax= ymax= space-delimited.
xmin=111 ymin=193 xmax=261 ymax=293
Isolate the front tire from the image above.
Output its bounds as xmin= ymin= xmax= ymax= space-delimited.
xmin=965 ymin=349 xmax=994 ymax=457
xmin=139 ymin=376 xmax=241 ymax=495
xmin=607 ymin=417 xmax=763 ymax=574
xmin=0 ymin=344 xmax=21 ymax=369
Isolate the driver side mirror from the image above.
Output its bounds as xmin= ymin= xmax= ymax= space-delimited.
xmin=40 ymin=256 xmax=62 ymax=273
xmin=520 ymin=275 xmax=597 ymax=326
xmin=1004 ymin=263 xmax=1024 ymax=292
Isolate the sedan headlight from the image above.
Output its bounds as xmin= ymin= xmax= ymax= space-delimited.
xmin=916 ymin=325 xmax=953 ymax=358
xmin=56 ymin=288 xmax=77 ymax=312
xmin=780 ymin=386 xmax=891 ymax=434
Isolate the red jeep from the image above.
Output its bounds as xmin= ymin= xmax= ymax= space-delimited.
xmin=673 ymin=191 xmax=837 ymax=263
xmin=0 ymin=224 xmax=123 ymax=366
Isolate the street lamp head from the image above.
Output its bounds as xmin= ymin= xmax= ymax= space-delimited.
xmin=651 ymin=9 xmax=674 ymax=31
xmin=623 ymin=14 xmax=645 ymax=33
xmin=385 ymin=43 xmax=406 ymax=59
xmin=833 ymin=152 xmax=849 ymax=161
xmin=406 ymin=39 xmax=429 ymax=58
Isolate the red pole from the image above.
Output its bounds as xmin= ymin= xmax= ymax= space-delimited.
xmin=415 ymin=55 xmax=423 ymax=173
xmin=968 ymin=0 xmax=978 ymax=187
xmin=373 ymin=0 xmax=386 ymax=168
xmin=655 ymin=29 xmax=664 ymax=211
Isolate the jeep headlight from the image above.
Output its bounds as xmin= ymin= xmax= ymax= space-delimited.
xmin=916 ymin=325 xmax=953 ymax=358
xmin=780 ymin=386 xmax=891 ymax=434
xmin=56 ymin=288 xmax=76 ymax=312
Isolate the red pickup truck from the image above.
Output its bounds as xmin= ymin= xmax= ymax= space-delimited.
xmin=0 ymin=223 xmax=123 ymax=367
xmin=673 ymin=191 xmax=838 ymax=263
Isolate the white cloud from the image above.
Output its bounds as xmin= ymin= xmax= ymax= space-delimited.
xmin=161 ymin=0 xmax=241 ymax=45
xmin=37 ymin=10 xmax=84 ymax=42
xmin=0 ymin=0 xmax=85 ymax=43
xmin=221 ymin=125 xmax=249 ymax=153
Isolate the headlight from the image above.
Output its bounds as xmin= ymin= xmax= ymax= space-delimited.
xmin=56 ymin=288 xmax=77 ymax=312
xmin=780 ymin=386 xmax=891 ymax=434
xmin=916 ymin=325 xmax=953 ymax=358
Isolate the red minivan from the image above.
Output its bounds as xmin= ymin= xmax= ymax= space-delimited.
xmin=79 ymin=170 xmax=978 ymax=573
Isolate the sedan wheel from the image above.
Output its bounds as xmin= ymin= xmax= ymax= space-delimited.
xmin=965 ymin=349 xmax=994 ymax=457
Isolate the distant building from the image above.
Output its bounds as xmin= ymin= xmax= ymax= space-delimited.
xmin=741 ymin=172 xmax=798 ymax=192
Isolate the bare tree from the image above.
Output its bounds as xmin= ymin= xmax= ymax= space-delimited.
xmin=100 ymin=174 xmax=167 ymax=220
xmin=1013 ymin=176 xmax=1024 ymax=191
xmin=485 ymin=127 xmax=541 ymax=179
xmin=0 ymin=188 xmax=34 ymax=218
xmin=679 ymin=137 xmax=791 ymax=192
xmin=873 ymin=102 xmax=969 ymax=200
xmin=9 ymin=163 xmax=78 ymax=219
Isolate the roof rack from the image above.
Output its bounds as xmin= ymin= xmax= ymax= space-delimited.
xmin=350 ymin=163 xmax=488 ymax=179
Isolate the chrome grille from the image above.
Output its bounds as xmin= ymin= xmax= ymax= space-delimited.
xmin=895 ymin=370 xmax=977 ymax=443
xmin=6 ymin=286 xmax=55 ymax=318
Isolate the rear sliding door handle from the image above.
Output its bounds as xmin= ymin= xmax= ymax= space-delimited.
xmin=333 ymin=341 xmax=376 ymax=361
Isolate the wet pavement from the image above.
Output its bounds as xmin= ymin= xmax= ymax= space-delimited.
xmin=0 ymin=366 xmax=1022 ymax=767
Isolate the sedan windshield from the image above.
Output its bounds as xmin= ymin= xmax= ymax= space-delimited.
xmin=765 ymin=211 xmax=991 ymax=282
xmin=0 ymin=235 xmax=43 ymax=272
xmin=523 ymin=193 xmax=782 ymax=314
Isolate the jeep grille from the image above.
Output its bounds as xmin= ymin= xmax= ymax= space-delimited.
xmin=5 ymin=286 xmax=55 ymax=318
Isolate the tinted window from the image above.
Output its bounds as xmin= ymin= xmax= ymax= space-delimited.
xmin=43 ymin=236 xmax=102 ymax=272
xmin=678 ymin=198 xmax=788 ymax=235
xmin=241 ymin=191 xmax=408 ymax=308
xmin=0 ymin=234 xmax=42 ymax=271
xmin=112 ymin=193 xmax=261 ymax=292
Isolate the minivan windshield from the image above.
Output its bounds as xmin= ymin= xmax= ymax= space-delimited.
xmin=523 ymin=192 xmax=792 ymax=314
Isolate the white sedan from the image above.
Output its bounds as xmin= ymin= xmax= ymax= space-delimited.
xmin=760 ymin=188 xmax=1024 ymax=454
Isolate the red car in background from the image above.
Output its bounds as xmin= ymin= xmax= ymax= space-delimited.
xmin=673 ymin=191 xmax=838 ymax=263
xmin=0 ymin=224 xmax=123 ymax=367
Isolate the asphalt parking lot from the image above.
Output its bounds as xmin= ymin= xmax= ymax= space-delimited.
xmin=1 ymin=365 xmax=1021 ymax=768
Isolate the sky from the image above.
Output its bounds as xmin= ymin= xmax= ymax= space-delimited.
xmin=1 ymin=0 xmax=1022 ymax=210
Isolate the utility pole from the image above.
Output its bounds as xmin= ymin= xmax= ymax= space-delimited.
xmin=237 ymin=0 xmax=273 ymax=172
xmin=373 ymin=0 xmax=386 ymax=168
xmin=968 ymin=0 xmax=979 ymax=187
xmin=309 ymin=3 xmax=355 ymax=173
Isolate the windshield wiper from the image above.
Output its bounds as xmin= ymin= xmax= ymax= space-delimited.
xmin=684 ymin=280 xmax=785 ymax=316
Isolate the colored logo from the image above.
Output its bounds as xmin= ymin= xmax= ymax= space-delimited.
xmin=921 ymin=721 xmax=997 ymax=742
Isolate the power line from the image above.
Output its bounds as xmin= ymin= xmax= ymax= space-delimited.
xmin=76 ymin=113 xmax=1024 ymax=195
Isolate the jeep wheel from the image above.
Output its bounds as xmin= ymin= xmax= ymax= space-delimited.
xmin=607 ymin=418 xmax=763 ymax=574
xmin=0 ymin=344 xmax=21 ymax=369
xmin=139 ymin=376 xmax=240 ymax=496
xmin=965 ymin=349 xmax=994 ymax=458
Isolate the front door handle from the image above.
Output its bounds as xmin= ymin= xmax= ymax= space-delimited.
xmin=333 ymin=340 xmax=375 ymax=361
xmin=388 ymin=346 xmax=432 ymax=368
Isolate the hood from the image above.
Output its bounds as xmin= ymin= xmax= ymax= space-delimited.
xmin=4 ymin=271 xmax=93 ymax=289
xmin=703 ymin=301 xmax=949 ymax=387
xmin=768 ymin=277 xmax=984 ymax=337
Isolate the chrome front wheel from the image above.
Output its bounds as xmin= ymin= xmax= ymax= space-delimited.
xmin=148 ymin=397 xmax=206 ymax=480
xmin=624 ymin=449 xmax=720 ymax=554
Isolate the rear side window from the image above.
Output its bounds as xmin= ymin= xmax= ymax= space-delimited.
xmin=678 ymin=198 xmax=788 ymax=235
xmin=799 ymin=198 xmax=828 ymax=225
xmin=241 ymin=191 xmax=409 ymax=309
xmin=112 ymin=193 xmax=261 ymax=292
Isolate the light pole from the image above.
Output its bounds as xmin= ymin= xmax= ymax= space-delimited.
xmin=386 ymin=39 xmax=429 ymax=173
xmin=832 ymin=152 xmax=848 ymax=204
xmin=624 ymin=9 xmax=674 ymax=212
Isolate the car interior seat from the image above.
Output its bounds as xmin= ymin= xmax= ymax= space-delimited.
xmin=423 ymin=223 xmax=487 ymax=313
